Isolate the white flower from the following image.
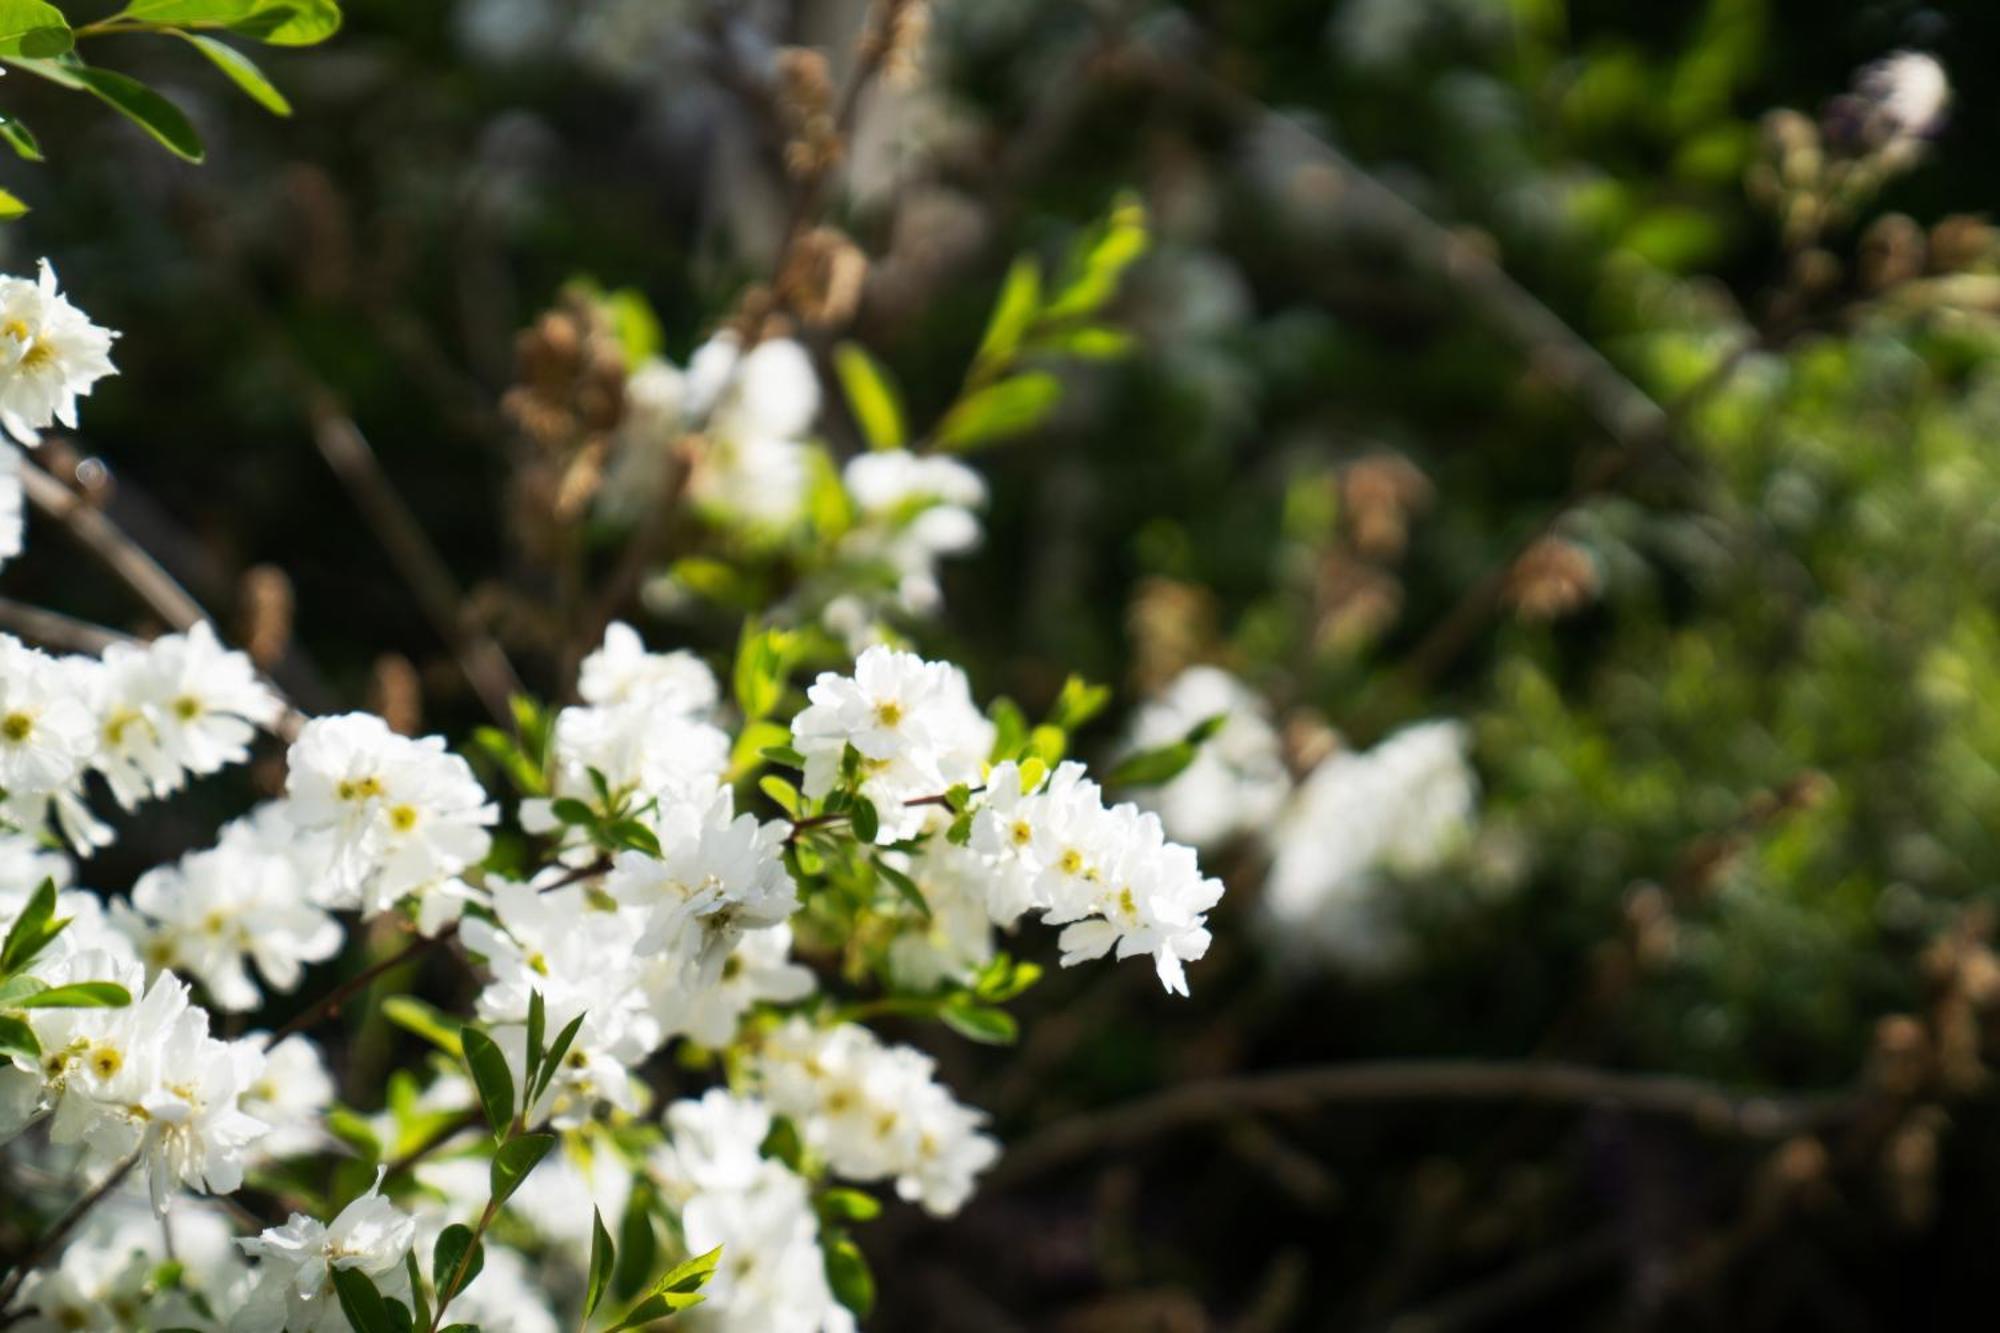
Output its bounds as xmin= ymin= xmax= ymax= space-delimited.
xmin=792 ymin=646 xmax=992 ymax=841
xmin=750 ymin=1019 xmax=998 ymax=1217
xmin=884 ymin=842 xmax=1000 ymax=991
xmin=115 ymin=808 xmax=342 ymax=1011
xmin=1123 ymin=666 xmax=1290 ymax=849
xmin=672 ymin=924 xmax=815 ymax=1048
xmin=1262 ymin=719 xmax=1477 ymax=970
xmin=237 ymin=1033 xmax=334 ymax=1163
xmin=88 ymin=623 xmax=282 ymax=810
xmin=0 ymin=259 xmax=119 ymax=446
xmin=607 ymin=788 xmax=797 ymax=973
xmin=282 ymin=713 xmax=497 ymax=927
xmin=579 ymin=620 xmax=719 ymax=714
xmin=680 ymin=333 xmax=819 ymax=528
xmin=235 ymin=1169 xmax=415 ymax=1333
xmin=0 ymin=634 xmax=96 ymax=799
xmin=0 ymin=443 xmax=22 ymax=569
xmin=11 ymin=1196 xmax=249 ymax=1333
xmin=521 ymin=700 xmax=729 ymax=841
xmin=838 ymin=450 xmax=987 ymax=616
xmin=1855 ymin=50 xmax=1950 ymax=144
xmin=652 ymin=1089 xmax=855 ymax=1333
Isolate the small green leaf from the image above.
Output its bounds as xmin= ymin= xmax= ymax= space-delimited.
xmin=833 ymin=342 xmax=906 ymax=451
xmin=383 ymin=1298 xmax=413 ymax=1333
xmin=824 ymin=1236 xmax=875 ymax=1317
xmin=524 ymin=990 xmax=546 ymax=1096
xmin=0 ymin=1014 xmax=40 ymax=1064
xmin=73 ymin=67 xmax=205 ymax=163
xmin=529 ymin=1012 xmax=584 ymax=1107
xmin=971 ymin=254 xmax=1042 ymax=382
xmin=490 ymin=1132 xmax=555 ymax=1207
xmin=760 ymin=743 xmax=806 ymax=770
xmin=0 ymin=975 xmax=44 ymax=1007
xmin=613 ymin=1186 xmax=657 ymax=1300
xmin=0 ymin=114 xmax=42 ymax=162
xmin=329 ymin=1266 xmax=394 ymax=1333
xmin=11 ymin=981 xmax=131 ymax=1009
xmin=0 ymin=186 xmax=25 ymax=220
xmin=759 ymin=774 xmax=802 ymax=817
xmin=381 ymin=995 xmax=463 ymax=1057
xmin=1043 ymin=193 xmax=1148 ymax=321
xmin=431 ymin=1224 xmax=484 ymax=1300
xmin=934 ymin=372 xmax=1062 ymax=452
xmin=403 ymin=1250 xmax=430 ymax=1333
xmin=940 ymin=998 xmax=1018 ymax=1045
xmin=1106 ymin=713 xmax=1226 ymax=789
xmin=818 ymin=1188 xmax=882 ymax=1222
xmin=849 ymin=797 xmax=880 ymax=844
xmin=550 ymin=797 xmax=597 ymax=826
xmin=1048 ymin=674 xmax=1111 ymax=732
xmin=178 ymin=32 xmax=291 ymax=115
xmin=1 ymin=879 xmax=65 ymax=976
xmin=587 ymin=1207 xmax=616 ymax=1319
xmin=0 ymin=0 xmax=72 ymax=58
xmin=872 ymin=856 xmax=929 ymax=919
xmin=458 ymin=1026 xmax=515 ymax=1137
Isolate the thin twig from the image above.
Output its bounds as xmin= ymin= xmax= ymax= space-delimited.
xmin=0 ymin=1153 xmax=140 ymax=1316
xmin=0 ymin=597 xmax=135 ymax=655
xmin=16 ymin=458 xmax=210 ymax=633
xmin=301 ymin=389 xmax=525 ymax=728
xmin=989 ymin=1060 xmax=1851 ymax=1188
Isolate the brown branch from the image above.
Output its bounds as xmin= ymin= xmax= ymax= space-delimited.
xmin=301 ymin=390 xmax=525 ymax=728
xmin=0 ymin=597 xmax=135 ymax=655
xmin=989 ymin=1060 xmax=1850 ymax=1188
xmin=16 ymin=457 xmax=211 ymax=633
xmin=0 ymin=1153 xmax=140 ymax=1317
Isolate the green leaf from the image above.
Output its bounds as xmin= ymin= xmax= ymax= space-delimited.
xmin=1027 ymin=325 xmax=1136 ymax=360
xmin=403 ymin=1250 xmax=430 ymax=1333
xmin=971 ymin=255 xmax=1042 ymax=382
xmin=524 ymin=990 xmax=546 ymax=1097
xmin=529 ymin=1012 xmax=584 ymax=1108
xmin=381 ymin=995 xmax=462 ymax=1057
xmin=73 ymin=67 xmax=205 ymax=163
xmin=587 ymin=1207 xmax=616 ymax=1319
xmin=1043 ymin=193 xmax=1148 ymax=321
xmin=0 ymin=0 xmax=72 ymax=58
xmin=824 ymin=1236 xmax=875 ymax=1317
xmin=849 ymin=797 xmax=880 ymax=845
xmin=550 ymin=797 xmax=597 ymax=826
xmin=1106 ymin=712 xmax=1226 ymax=789
xmin=934 ymin=372 xmax=1062 ymax=452
xmin=940 ymin=998 xmax=1018 ymax=1045
xmin=329 ymin=1266 xmax=394 ymax=1333
xmin=872 ymin=856 xmax=929 ymax=919
xmin=0 ymin=975 xmax=44 ymax=1007
xmin=613 ymin=1186 xmax=657 ymax=1300
xmin=1048 ymin=674 xmax=1111 ymax=732
xmin=458 ymin=1026 xmax=515 ymax=1137
xmin=758 ymin=774 xmax=802 ymax=817
xmin=759 ymin=743 xmax=806 ymax=770
xmin=431 ymin=1224 xmax=484 ymax=1300
xmin=832 ymin=342 xmax=906 ymax=451
xmin=118 ymin=0 xmax=342 ymax=46
xmin=0 ymin=186 xmax=24 ymax=221
xmin=732 ymin=623 xmax=793 ymax=723
xmin=177 ymin=32 xmax=290 ymax=114
xmin=0 ymin=1014 xmax=39 ymax=1063
xmin=11 ymin=981 xmax=131 ymax=1009
xmin=489 ymin=1132 xmax=555 ymax=1208
xmin=0 ymin=114 xmax=42 ymax=161
xmin=817 ymin=1188 xmax=882 ymax=1223
xmin=1 ymin=879 xmax=65 ymax=976
xmin=604 ymin=1245 xmax=723 ymax=1331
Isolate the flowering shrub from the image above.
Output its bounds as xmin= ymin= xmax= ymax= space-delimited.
xmin=7 ymin=0 xmax=2000 ymax=1328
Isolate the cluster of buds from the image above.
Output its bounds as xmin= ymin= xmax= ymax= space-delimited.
xmin=1504 ymin=534 xmax=1599 ymax=622
xmin=1749 ymin=52 xmax=1950 ymax=252
xmin=500 ymin=291 xmax=629 ymax=545
xmin=776 ymin=47 xmax=840 ymax=182
xmin=775 ymin=224 xmax=869 ymax=329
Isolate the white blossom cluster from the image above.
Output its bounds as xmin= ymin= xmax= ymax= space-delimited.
xmin=650 ymin=1089 xmax=856 ymax=1333
xmin=752 ymin=1018 xmax=999 ymax=1218
xmin=8 ymin=1193 xmax=250 ymax=1332
xmin=821 ymin=449 xmax=988 ymax=651
xmin=0 ymin=259 xmax=120 ymax=574
xmin=0 ymin=857 xmax=281 ymax=1214
xmin=0 ymin=625 xmax=283 ymax=852
xmin=1118 ymin=666 xmax=1483 ymax=972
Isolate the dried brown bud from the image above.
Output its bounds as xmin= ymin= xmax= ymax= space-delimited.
xmin=1281 ymin=711 xmax=1340 ymax=777
xmin=236 ymin=565 xmax=295 ymax=671
xmin=1313 ymin=555 xmax=1401 ymax=651
xmin=1341 ymin=453 xmax=1432 ymax=561
xmin=776 ymin=47 xmax=841 ymax=181
xmin=882 ymin=0 xmax=930 ymax=86
xmin=1868 ymin=1014 xmax=1931 ymax=1098
xmin=367 ymin=654 xmax=423 ymax=737
xmin=1127 ymin=577 xmax=1218 ymax=694
xmin=1860 ymin=213 xmax=1926 ymax=292
xmin=1504 ymin=536 xmax=1599 ymax=621
xmin=1929 ymin=214 xmax=1998 ymax=272
xmin=777 ymin=227 xmax=869 ymax=330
